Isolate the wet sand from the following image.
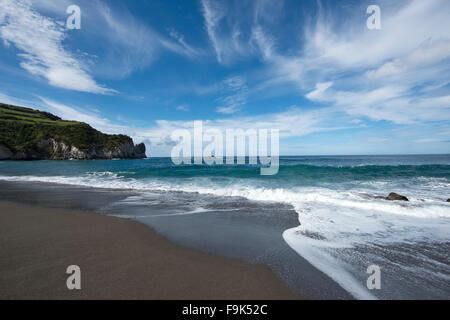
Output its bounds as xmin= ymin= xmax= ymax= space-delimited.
xmin=0 ymin=201 xmax=299 ymax=300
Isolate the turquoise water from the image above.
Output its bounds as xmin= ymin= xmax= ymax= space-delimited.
xmin=1 ymin=154 xmax=449 ymax=184
xmin=1 ymin=155 xmax=449 ymax=299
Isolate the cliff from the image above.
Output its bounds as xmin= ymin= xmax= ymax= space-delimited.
xmin=0 ymin=103 xmax=146 ymax=160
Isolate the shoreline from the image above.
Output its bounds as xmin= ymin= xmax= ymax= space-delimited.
xmin=0 ymin=200 xmax=299 ymax=300
xmin=0 ymin=179 xmax=355 ymax=300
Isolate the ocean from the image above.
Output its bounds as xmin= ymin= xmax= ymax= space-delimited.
xmin=0 ymin=155 xmax=449 ymax=299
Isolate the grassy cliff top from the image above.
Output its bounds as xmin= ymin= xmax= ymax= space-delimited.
xmin=0 ymin=103 xmax=66 ymax=123
xmin=0 ymin=103 xmax=132 ymax=153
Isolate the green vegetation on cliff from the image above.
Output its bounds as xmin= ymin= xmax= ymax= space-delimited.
xmin=0 ymin=103 xmax=145 ymax=159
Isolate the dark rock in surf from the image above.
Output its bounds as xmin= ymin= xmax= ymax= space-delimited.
xmin=446 ymin=198 xmax=450 ymax=202
xmin=386 ymin=193 xmax=409 ymax=201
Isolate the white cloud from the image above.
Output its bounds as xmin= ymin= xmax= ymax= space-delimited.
xmin=1 ymin=0 xmax=203 ymax=86
xmin=0 ymin=0 xmax=115 ymax=94
xmin=0 ymin=92 xmax=27 ymax=106
xmin=215 ymin=105 xmax=239 ymax=114
xmin=216 ymin=76 xmax=248 ymax=114
xmin=366 ymin=39 xmax=450 ymax=79
xmin=167 ymin=28 xmax=203 ymax=59
xmin=413 ymin=138 xmax=440 ymax=143
xmin=150 ymin=108 xmax=345 ymax=155
xmin=90 ymin=1 xmax=203 ymax=75
xmin=250 ymin=24 xmax=276 ymax=61
xmin=200 ymin=0 xmax=450 ymax=123
xmin=304 ymin=0 xmax=450 ymax=69
xmin=200 ymin=0 xmax=286 ymax=65
xmin=306 ymin=82 xmax=333 ymax=101
xmin=201 ymin=0 xmax=254 ymax=65
xmin=176 ymin=105 xmax=190 ymax=111
xmin=201 ymin=0 xmax=227 ymax=63
xmin=39 ymin=97 xmax=124 ymax=133
xmin=88 ymin=1 xmax=202 ymax=79
xmin=251 ymin=0 xmax=450 ymax=125
xmin=308 ymin=84 xmax=450 ymax=124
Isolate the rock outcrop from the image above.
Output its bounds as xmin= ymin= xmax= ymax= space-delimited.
xmin=386 ymin=193 xmax=409 ymax=201
xmin=3 ymin=140 xmax=146 ymax=161
xmin=30 ymin=138 xmax=146 ymax=160
xmin=0 ymin=144 xmax=13 ymax=160
xmin=0 ymin=139 xmax=146 ymax=160
xmin=446 ymin=198 xmax=450 ymax=202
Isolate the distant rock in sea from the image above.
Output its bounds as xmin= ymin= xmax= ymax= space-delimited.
xmin=386 ymin=193 xmax=409 ymax=201
xmin=0 ymin=103 xmax=146 ymax=160
xmin=446 ymin=198 xmax=450 ymax=202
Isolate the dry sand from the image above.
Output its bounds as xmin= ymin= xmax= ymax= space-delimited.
xmin=0 ymin=201 xmax=299 ymax=300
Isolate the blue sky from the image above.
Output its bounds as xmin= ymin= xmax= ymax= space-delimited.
xmin=0 ymin=0 xmax=449 ymax=156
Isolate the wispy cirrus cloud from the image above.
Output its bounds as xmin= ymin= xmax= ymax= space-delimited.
xmin=39 ymin=97 xmax=121 ymax=132
xmin=216 ymin=76 xmax=248 ymax=114
xmin=201 ymin=0 xmax=227 ymax=64
xmin=0 ymin=0 xmax=204 ymax=90
xmin=365 ymin=38 xmax=450 ymax=80
xmin=0 ymin=91 xmax=31 ymax=107
xmin=201 ymin=0 xmax=256 ymax=65
xmin=0 ymin=0 xmax=115 ymax=94
xmin=248 ymin=0 xmax=450 ymax=125
xmin=306 ymin=82 xmax=334 ymax=101
xmin=92 ymin=1 xmax=203 ymax=78
xmin=176 ymin=105 xmax=190 ymax=112
xmin=167 ymin=28 xmax=204 ymax=59
xmin=200 ymin=0 xmax=285 ymax=65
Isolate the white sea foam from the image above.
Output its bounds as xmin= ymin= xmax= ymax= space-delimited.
xmin=112 ymin=207 xmax=211 ymax=218
xmin=283 ymin=228 xmax=378 ymax=300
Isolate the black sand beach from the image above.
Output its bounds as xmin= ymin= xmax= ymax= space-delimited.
xmin=0 ymin=180 xmax=353 ymax=299
xmin=0 ymin=200 xmax=299 ymax=299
